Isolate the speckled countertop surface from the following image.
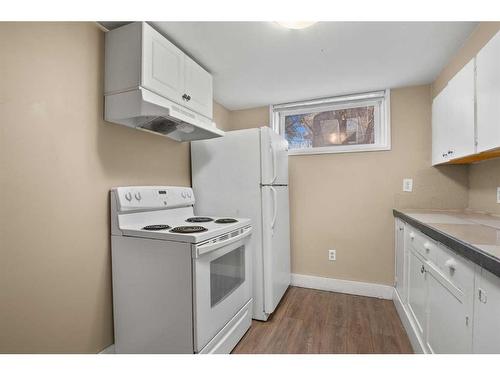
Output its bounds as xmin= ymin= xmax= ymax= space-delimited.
xmin=393 ymin=209 xmax=500 ymax=277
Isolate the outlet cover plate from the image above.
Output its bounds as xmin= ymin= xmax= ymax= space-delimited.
xmin=328 ymin=249 xmax=336 ymax=261
xmin=403 ymin=178 xmax=413 ymax=192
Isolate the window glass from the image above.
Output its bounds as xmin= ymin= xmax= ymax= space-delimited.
xmin=272 ymin=91 xmax=390 ymax=155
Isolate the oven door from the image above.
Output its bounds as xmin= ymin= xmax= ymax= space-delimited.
xmin=192 ymin=226 xmax=252 ymax=352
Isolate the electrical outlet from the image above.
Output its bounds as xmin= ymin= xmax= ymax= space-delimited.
xmin=403 ymin=178 xmax=413 ymax=192
xmin=497 ymin=187 xmax=500 ymax=203
xmin=328 ymin=249 xmax=336 ymax=261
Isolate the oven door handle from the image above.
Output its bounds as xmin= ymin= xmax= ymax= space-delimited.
xmin=196 ymin=226 xmax=252 ymax=257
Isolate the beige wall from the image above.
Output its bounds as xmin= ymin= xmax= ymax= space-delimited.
xmin=213 ymin=101 xmax=231 ymax=131
xmin=228 ymin=106 xmax=269 ymax=130
xmin=223 ymin=86 xmax=469 ymax=285
xmin=468 ymin=159 xmax=500 ymax=215
xmin=432 ymin=22 xmax=500 ymax=215
xmin=0 ymin=22 xmax=194 ymax=353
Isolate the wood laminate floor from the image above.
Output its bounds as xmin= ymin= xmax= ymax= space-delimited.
xmin=232 ymin=286 xmax=413 ymax=354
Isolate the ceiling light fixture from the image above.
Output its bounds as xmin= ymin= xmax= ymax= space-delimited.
xmin=276 ymin=21 xmax=317 ymax=30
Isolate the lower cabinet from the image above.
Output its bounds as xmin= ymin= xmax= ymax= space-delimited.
xmin=394 ymin=219 xmax=407 ymax=302
xmin=407 ymin=250 xmax=427 ymax=339
xmin=395 ymin=220 xmax=500 ymax=354
xmin=426 ymin=265 xmax=472 ymax=353
xmin=473 ymin=268 xmax=500 ymax=353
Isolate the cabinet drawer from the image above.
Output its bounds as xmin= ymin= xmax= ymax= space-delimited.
xmin=405 ymin=226 xmax=439 ymax=263
xmin=433 ymin=243 xmax=475 ymax=293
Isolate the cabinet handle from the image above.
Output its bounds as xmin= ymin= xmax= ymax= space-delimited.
xmin=442 ymin=153 xmax=448 ymax=158
xmin=182 ymin=94 xmax=189 ymax=101
xmin=420 ymin=265 xmax=425 ymax=274
xmin=479 ymin=288 xmax=488 ymax=304
xmin=409 ymin=232 xmax=415 ymax=240
xmin=424 ymin=242 xmax=431 ymax=252
xmin=448 ymin=150 xmax=454 ymax=155
xmin=186 ymin=95 xmax=191 ymax=101
xmin=444 ymin=258 xmax=457 ymax=272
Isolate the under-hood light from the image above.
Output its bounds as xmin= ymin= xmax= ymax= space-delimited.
xmin=276 ymin=21 xmax=317 ymax=30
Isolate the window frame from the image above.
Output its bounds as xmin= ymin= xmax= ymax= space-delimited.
xmin=270 ymin=90 xmax=391 ymax=156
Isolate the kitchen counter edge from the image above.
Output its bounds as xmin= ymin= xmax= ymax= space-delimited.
xmin=393 ymin=209 xmax=500 ymax=278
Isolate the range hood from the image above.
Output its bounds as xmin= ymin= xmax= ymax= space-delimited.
xmin=104 ymin=88 xmax=224 ymax=142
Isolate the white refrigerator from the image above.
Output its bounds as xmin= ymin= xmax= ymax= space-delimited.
xmin=191 ymin=126 xmax=291 ymax=321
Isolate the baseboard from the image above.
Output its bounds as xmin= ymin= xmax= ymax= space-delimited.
xmin=99 ymin=344 xmax=115 ymax=354
xmin=392 ymin=289 xmax=427 ymax=354
xmin=290 ymin=273 xmax=394 ymax=299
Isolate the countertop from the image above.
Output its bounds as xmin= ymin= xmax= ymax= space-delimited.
xmin=393 ymin=209 xmax=500 ymax=278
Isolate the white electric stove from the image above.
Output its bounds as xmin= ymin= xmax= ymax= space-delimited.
xmin=110 ymin=186 xmax=253 ymax=354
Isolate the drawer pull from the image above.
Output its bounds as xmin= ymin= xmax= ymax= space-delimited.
xmin=424 ymin=242 xmax=431 ymax=252
xmin=445 ymin=258 xmax=457 ymax=272
xmin=409 ymin=232 xmax=415 ymax=240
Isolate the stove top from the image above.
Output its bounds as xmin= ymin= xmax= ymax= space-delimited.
xmin=142 ymin=224 xmax=171 ymax=231
xmin=112 ymin=186 xmax=251 ymax=244
xmin=214 ymin=218 xmax=238 ymax=224
xmin=186 ymin=217 xmax=214 ymax=223
xmin=170 ymin=225 xmax=208 ymax=234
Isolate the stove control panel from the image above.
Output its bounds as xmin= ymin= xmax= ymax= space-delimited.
xmin=113 ymin=186 xmax=195 ymax=211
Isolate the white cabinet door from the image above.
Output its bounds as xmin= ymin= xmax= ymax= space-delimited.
xmin=432 ymin=85 xmax=451 ymax=165
xmin=473 ymin=268 xmax=500 ymax=353
xmin=407 ymin=249 xmax=427 ymax=339
xmin=141 ymin=23 xmax=185 ymax=105
xmin=395 ymin=219 xmax=407 ymax=302
xmin=432 ymin=60 xmax=475 ymax=165
xmin=426 ymin=267 xmax=472 ymax=353
xmin=183 ymin=55 xmax=213 ymax=119
xmin=446 ymin=60 xmax=476 ymax=159
xmin=476 ymin=31 xmax=500 ymax=153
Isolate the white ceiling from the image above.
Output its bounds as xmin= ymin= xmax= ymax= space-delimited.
xmin=104 ymin=22 xmax=478 ymax=110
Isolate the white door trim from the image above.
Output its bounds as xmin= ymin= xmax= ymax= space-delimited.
xmin=291 ymin=273 xmax=394 ymax=300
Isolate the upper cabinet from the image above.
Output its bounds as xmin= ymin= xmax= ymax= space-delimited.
xmin=432 ymin=31 xmax=500 ymax=166
xmin=105 ymin=22 xmax=213 ymax=120
xmin=183 ymin=55 xmax=214 ymax=119
xmin=141 ymin=23 xmax=185 ymax=106
xmin=432 ymin=60 xmax=475 ymax=165
xmin=476 ymin=31 xmax=500 ymax=153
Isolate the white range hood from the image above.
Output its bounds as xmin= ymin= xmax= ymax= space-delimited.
xmin=104 ymin=22 xmax=224 ymax=142
xmin=105 ymin=88 xmax=224 ymax=142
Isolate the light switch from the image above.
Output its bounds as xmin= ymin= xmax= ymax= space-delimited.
xmin=403 ymin=178 xmax=413 ymax=192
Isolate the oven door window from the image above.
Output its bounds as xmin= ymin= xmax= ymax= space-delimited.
xmin=210 ymin=245 xmax=245 ymax=307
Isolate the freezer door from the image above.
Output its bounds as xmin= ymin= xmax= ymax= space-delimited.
xmin=260 ymin=127 xmax=289 ymax=185
xmin=261 ymin=185 xmax=291 ymax=314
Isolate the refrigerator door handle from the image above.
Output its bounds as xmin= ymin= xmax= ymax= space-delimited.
xmin=271 ymin=142 xmax=277 ymax=184
xmin=270 ymin=186 xmax=278 ymax=231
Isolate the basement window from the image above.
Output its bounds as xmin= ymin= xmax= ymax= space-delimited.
xmin=271 ymin=90 xmax=391 ymax=155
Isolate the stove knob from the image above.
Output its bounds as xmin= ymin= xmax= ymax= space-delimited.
xmin=134 ymin=192 xmax=142 ymax=201
xmin=181 ymin=191 xmax=187 ymax=198
xmin=125 ymin=192 xmax=132 ymax=202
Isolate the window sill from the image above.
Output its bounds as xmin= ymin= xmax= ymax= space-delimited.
xmin=287 ymin=144 xmax=391 ymax=156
